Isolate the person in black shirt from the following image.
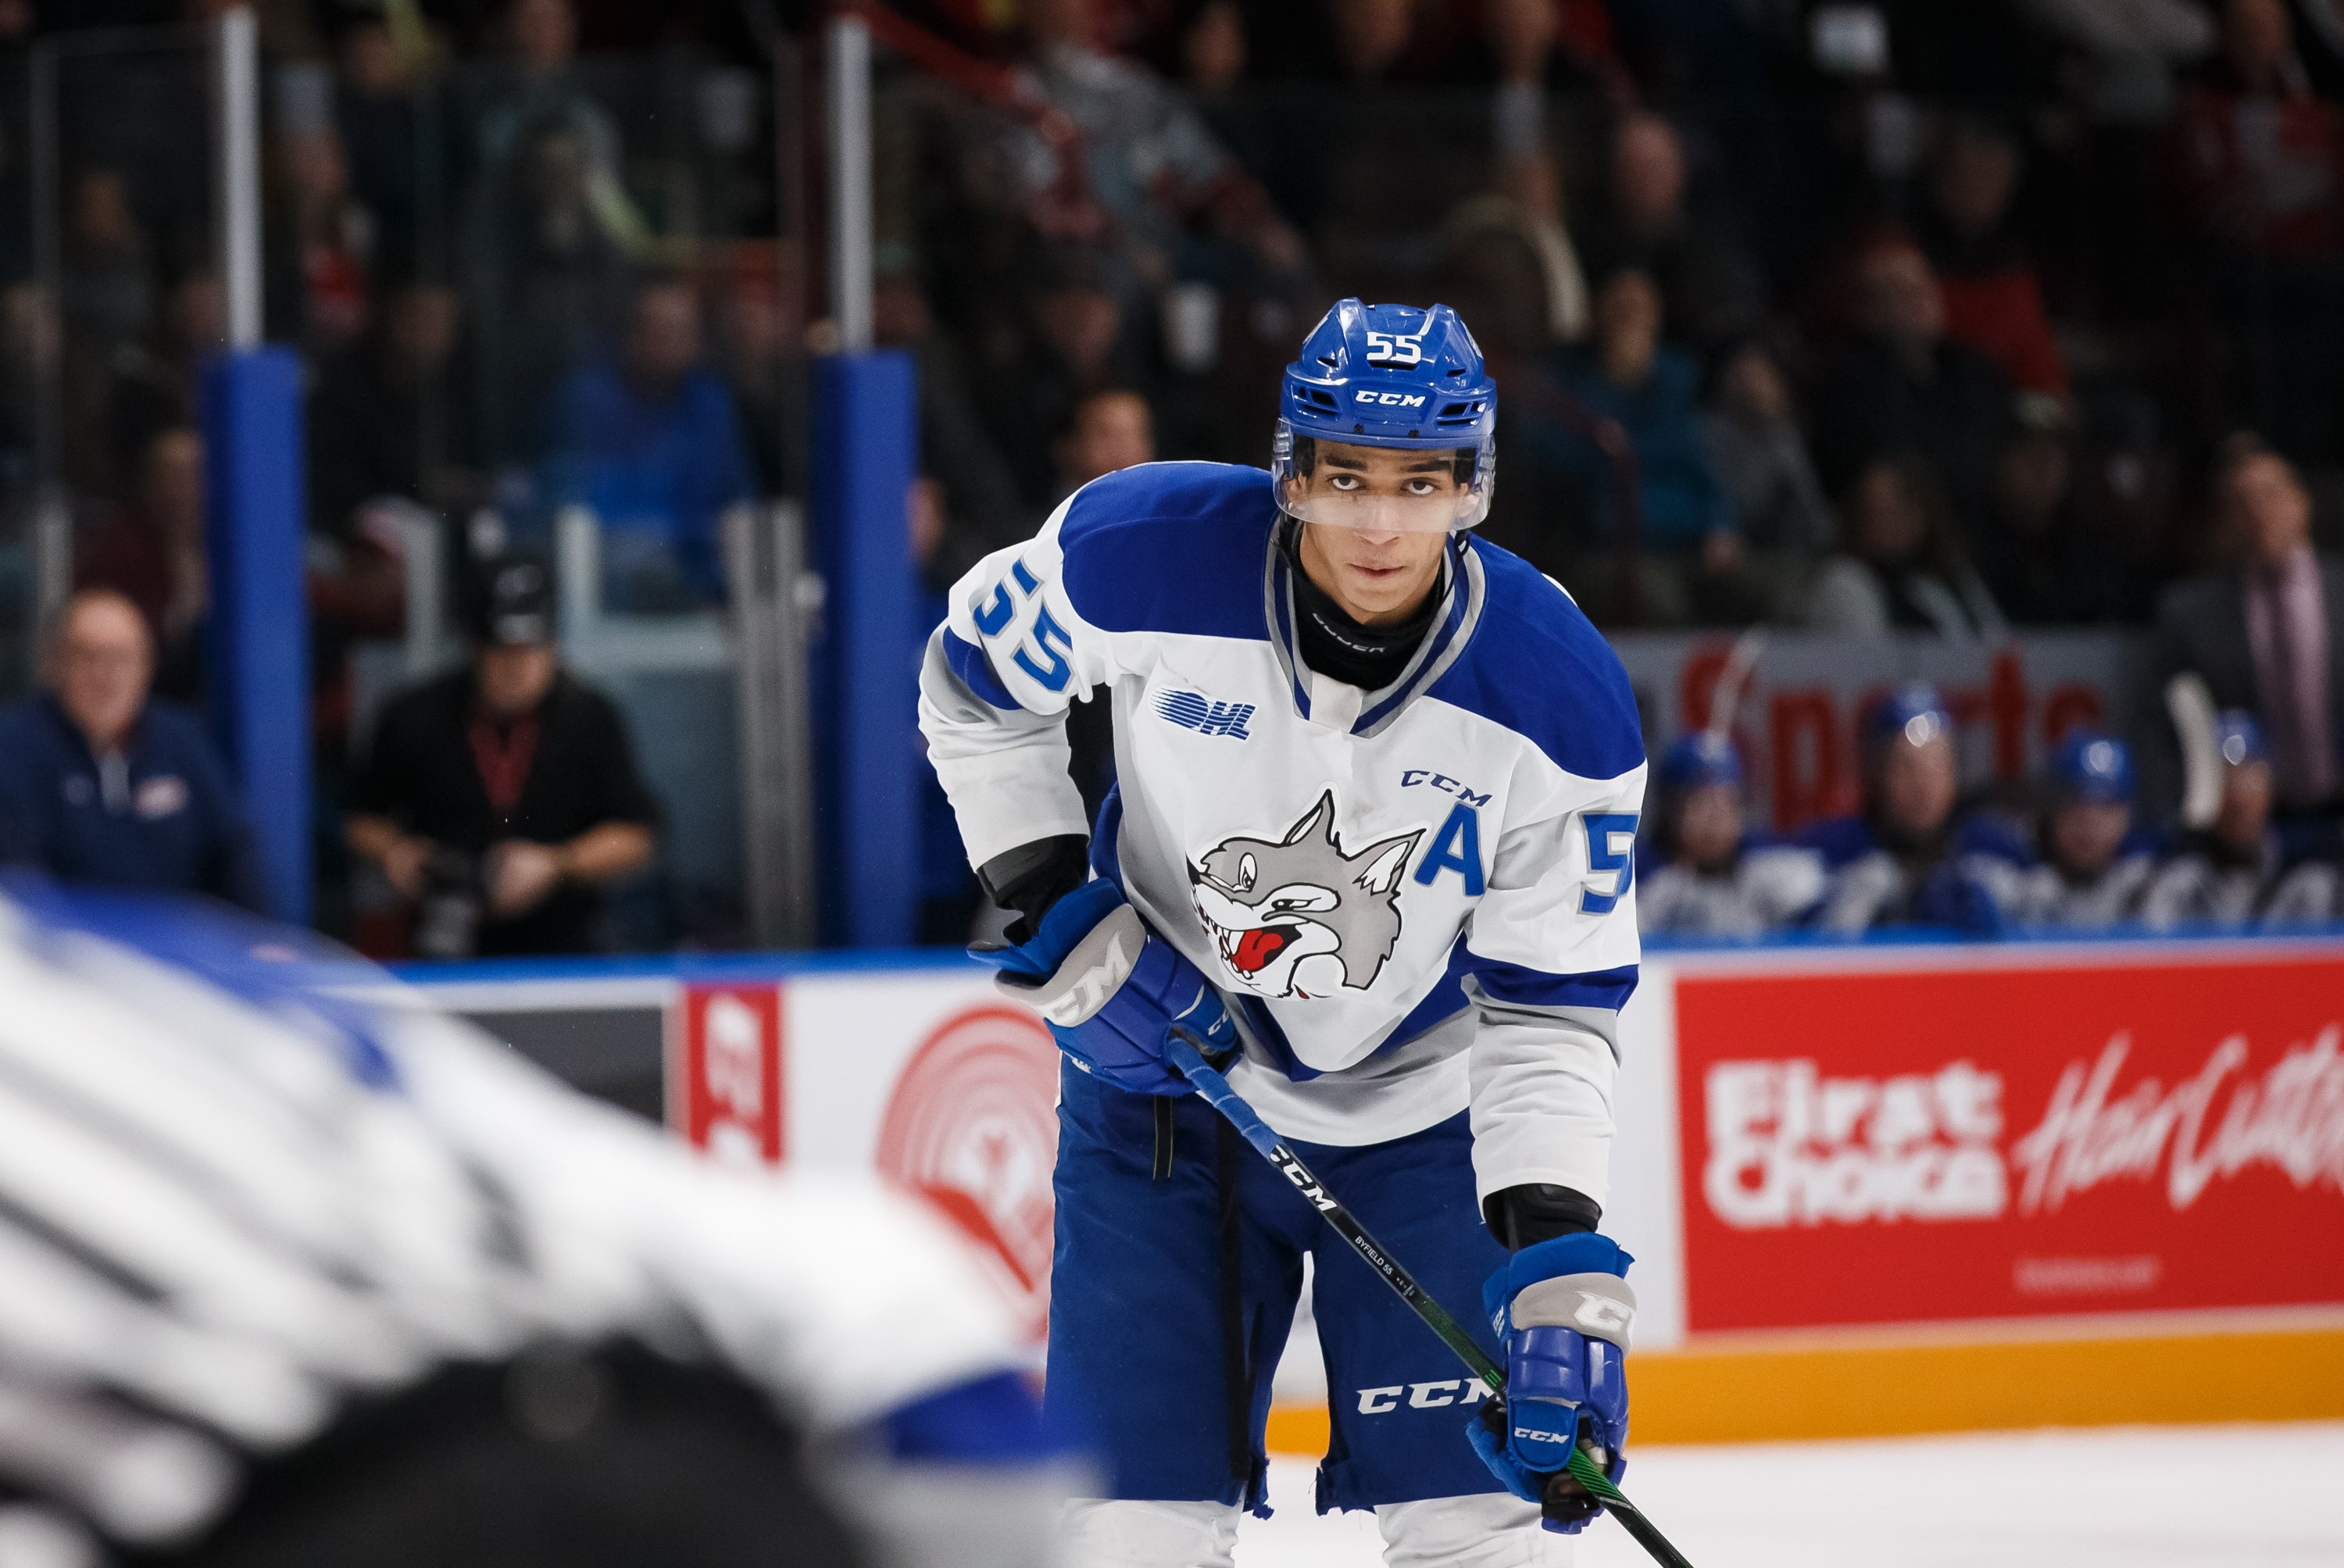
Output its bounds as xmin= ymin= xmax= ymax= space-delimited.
xmin=346 ymin=556 xmax=656 ymax=956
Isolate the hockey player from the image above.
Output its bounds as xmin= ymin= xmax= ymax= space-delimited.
xmin=920 ymin=299 xmax=1645 ymax=1564
xmin=0 ymin=879 xmax=1063 ymax=1567
xmin=2003 ymin=730 xmax=2159 ymax=929
xmin=1637 ymin=731 xmax=1825 ymax=938
xmin=2142 ymin=713 xmax=2339 ymax=928
xmin=1801 ymin=683 xmax=2032 ymax=934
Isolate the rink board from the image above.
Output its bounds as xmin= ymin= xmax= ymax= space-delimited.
xmin=402 ymin=938 xmax=2344 ymax=1442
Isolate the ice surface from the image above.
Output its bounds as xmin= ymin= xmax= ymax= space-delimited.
xmin=1235 ymin=1423 xmax=2344 ymax=1566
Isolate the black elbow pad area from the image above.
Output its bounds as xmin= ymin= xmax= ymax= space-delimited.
xmin=977 ymin=835 xmax=1092 ymax=942
xmin=1484 ymin=1184 xmax=1603 ymax=1250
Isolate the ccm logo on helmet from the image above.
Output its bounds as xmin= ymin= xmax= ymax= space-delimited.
xmin=1355 ymin=391 xmax=1428 ymax=407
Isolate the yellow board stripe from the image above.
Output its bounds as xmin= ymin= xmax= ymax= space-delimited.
xmin=1262 ymin=1325 xmax=2344 ymax=1455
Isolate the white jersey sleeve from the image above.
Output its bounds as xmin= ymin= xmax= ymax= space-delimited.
xmin=1462 ymin=759 xmax=1645 ymax=1205
xmin=919 ymin=493 xmax=1129 ymax=867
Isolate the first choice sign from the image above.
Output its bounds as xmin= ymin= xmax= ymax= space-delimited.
xmin=1674 ymin=952 xmax=2344 ymax=1333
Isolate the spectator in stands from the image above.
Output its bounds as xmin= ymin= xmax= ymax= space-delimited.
xmin=978 ymin=248 xmax=1149 ymax=510
xmin=96 ymin=270 xmax=223 ymax=499
xmin=1971 ymin=401 xmax=2142 ymax=624
xmin=1803 ymin=684 xmax=2033 ymax=934
xmin=0 ymin=588 xmax=265 ymax=912
xmin=472 ymin=0 xmax=628 ymax=212
xmin=2017 ymin=0 xmax=2214 ymax=124
xmin=1578 ymin=110 xmax=1765 ymax=351
xmin=465 ymin=112 xmax=630 ymax=463
xmin=346 ymin=555 xmax=658 ymax=958
xmin=59 ymin=166 xmax=150 ymax=364
xmin=873 ymin=272 xmax=1031 ymax=593
xmin=1701 ymin=337 xmax=1836 ymax=605
xmin=1553 ymin=266 xmax=1759 ymax=624
xmin=74 ymin=424 xmax=207 ymax=702
xmin=2167 ymin=0 xmax=2344 ymax=458
xmin=1056 ymin=387 xmax=1156 ymax=498
xmin=310 ymin=279 xmax=484 ymax=534
xmin=1432 ymin=197 xmax=1599 ymax=584
xmin=1809 ymin=234 xmax=2014 ymax=520
xmin=2154 ymin=437 xmax=2344 ymax=820
xmin=1805 ymin=452 xmax=2005 ymax=637
xmin=1918 ymin=112 xmax=2070 ymax=400
xmin=543 ymin=275 xmax=756 ymax=609
xmin=718 ymin=273 xmax=801 ymax=503
xmin=2142 ymin=710 xmax=2339 ymax=925
xmin=333 ymin=17 xmax=433 ymax=279
xmin=1638 ymin=731 xmax=1825 ymax=938
xmin=1017 ymin=0 xmax=1305 ymax=284
xmin=279 ymin=123 xmax=375 ymax=353
xmin=2003 ymin=731 xmax=2160 ymax=928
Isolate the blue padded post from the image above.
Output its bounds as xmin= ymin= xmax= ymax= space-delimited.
xmin=202 ymin=348 xmax=309 ymax=923
xmin=809 ymin=348 xmax=918 ymax=947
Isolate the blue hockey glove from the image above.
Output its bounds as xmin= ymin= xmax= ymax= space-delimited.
xmin=976 ymin=878 xmax=1237 ymax=1097
xmin=1466 ymin=1233 xmax=1634 ymax=1535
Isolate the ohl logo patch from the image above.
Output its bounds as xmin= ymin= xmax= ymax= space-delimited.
xmin=1155 ymin=690 xmax=1256 ymax=739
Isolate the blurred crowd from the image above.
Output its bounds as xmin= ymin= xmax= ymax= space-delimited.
xmin=876 ymin=0 xmax=2344 ymax=636
xmin=5 ymin=0 xmax=2344 ymax=949
xmin=1640 ymin=676 xmax=2342 ymax=942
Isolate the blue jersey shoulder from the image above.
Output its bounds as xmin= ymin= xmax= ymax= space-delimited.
xmin=1427 ymin=538 xmax=1644 ymax=781
xmin=1056 ymin=462 xmax=1276 ymax=641
xmin=1796 ymin=815 xmax=1876 ymax=868
xmin=1953 ymin=813 xmax=2035 ymax=864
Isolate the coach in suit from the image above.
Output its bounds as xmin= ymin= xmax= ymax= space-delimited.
xmin=2155 ymin=438 xmax=2344 ymax=824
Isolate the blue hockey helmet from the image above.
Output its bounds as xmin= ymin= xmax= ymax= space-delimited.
xmin=2049 ymin=730 xmax=2134 ymax=804
xmin=1658 ymin=731 xmax=1745 ymax=794
xmin=2214 ymin=709 xmax=2269 ymax=767
xmin=1274 ymin=298 xmax=1498 ymax=532
xmin=1863 ymin=682 xmax=1954 ymax=752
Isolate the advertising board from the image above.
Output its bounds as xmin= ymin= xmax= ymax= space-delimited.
xmin=1674 ymin=949 xmax=2344 ymax=1332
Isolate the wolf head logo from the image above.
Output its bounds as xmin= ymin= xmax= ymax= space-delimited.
xmin=1188 ymin=791 xmax=1421 ymax=999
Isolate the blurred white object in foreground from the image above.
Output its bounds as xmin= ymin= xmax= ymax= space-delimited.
xmin=0 ymin=881 xmax=1062 ymax=1564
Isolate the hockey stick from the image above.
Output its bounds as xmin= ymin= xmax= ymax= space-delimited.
xmin=1165 ymin=1028 xmax=1696 ymax=1568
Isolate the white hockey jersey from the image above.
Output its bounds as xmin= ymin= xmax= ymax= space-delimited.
xmin=919 ymin=462 xmax=1646 ymax=1205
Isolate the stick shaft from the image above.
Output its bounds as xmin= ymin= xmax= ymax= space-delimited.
xmin=1164 ymin=1030 xmax=1696 ymax=1568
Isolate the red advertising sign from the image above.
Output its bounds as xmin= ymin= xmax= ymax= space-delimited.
xmin=1674 ymin=952 xmax=2344 ymax=1332
xmin=874 ymin=1003 xmax=1061 ymax=1339
xmin=672 ymin=984 xmax=784 ymax=1165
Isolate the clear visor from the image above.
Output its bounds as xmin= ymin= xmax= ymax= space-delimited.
xmin=1272 ymin=422 xmax=1493 ymax=533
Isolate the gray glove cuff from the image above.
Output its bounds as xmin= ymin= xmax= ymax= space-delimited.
xmin=1511 ymin=1273 xmax=1637 ymax=1351
xmin=992 ymin=904 xmax=1145 ymax=1026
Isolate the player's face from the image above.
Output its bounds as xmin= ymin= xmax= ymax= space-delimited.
xmin=1877 ymin=734 xmax=1957 ymax=839
xmin=1289 ymin=442 xmax=1458 ymax=624
xmin=1675 ymin=783 xmax=1742 ymax=870
xmin=2050 ymin=800 xmax=2130 ymax=878
xmin=1296 ymin=517 xmax=1449 ymax=626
